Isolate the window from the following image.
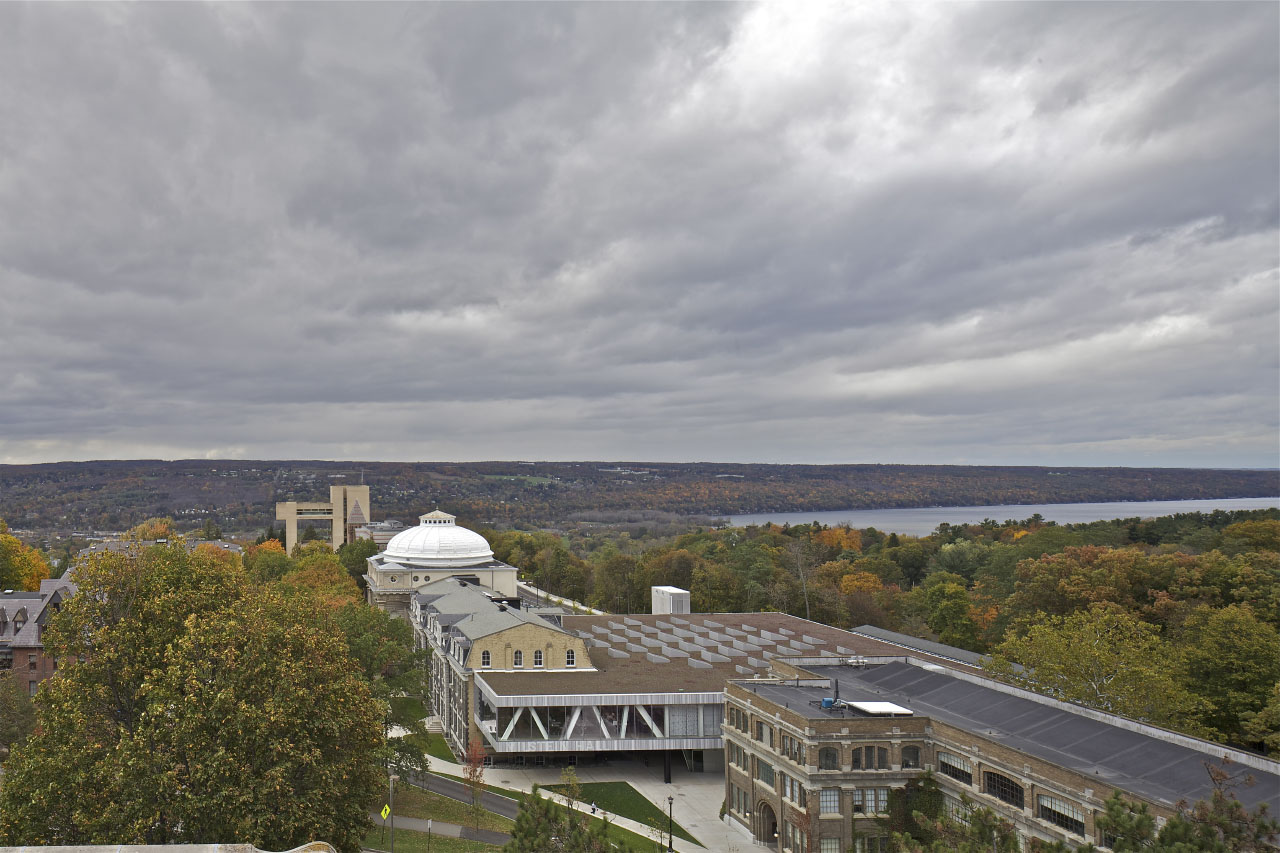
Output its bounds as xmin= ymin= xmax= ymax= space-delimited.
xmin=533 ymin=650 xmax=544 ymax=667
xmin=28 ymin=653 xmax=37 ymax=671
xmin=784 ymin=821 xmax=807 ymax=852
xmin=821 ymin=839 xmax=842 ymax=853
xmin=513 ymin=650 xmax=523 ymax=668
xmin=480 ymin=650 xmax=491 ymax=667
xmin=780 ymin=774 xmax=806 ymax=807
xmin=820 ymin=788 xmax=840 ymax=814
xmin=944 ymin=794 xmax=971 ymax=824
xmin=983 ymin=771 xmax=1025 ymax=809
xmin=851 ymin=745 xmax=888 ymax=770
xmin=28 ymin=680 xmax=37 ymax=696
xmin=901 ymin=745 xmax=921 ymax=769
xmin=755 ymin=721 xmax=773 ymax=746
xmin=731 ymin=784 xmax=749 ymax=816
xmin=937 ymin=751 xmax=973 ymax=786
xmin=782 ymin=733 xmax=804 ymax=763
xmin=819 ymin=747 xmax=840 ymax=770
xmin=853 ymin=787 xmax=890 ymax=814
xmin=856 ymin=837 xmax=890 ymax=853
xmin=1038 ymin=794 xmax=1085 ymax=836
xmin=566 ymin=649 xmax=576 ymax=667
xmin=755 ymin=758 xmax=775 ymax=788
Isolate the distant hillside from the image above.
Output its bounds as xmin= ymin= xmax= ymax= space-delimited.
xmin=0 ymin=460 xmax=1275 ymax=534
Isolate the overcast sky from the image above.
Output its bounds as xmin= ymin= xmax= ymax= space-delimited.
xmin=1 ymin=2 xmax=1277 ymax=468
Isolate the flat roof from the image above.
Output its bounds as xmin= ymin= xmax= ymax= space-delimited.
xmin=474 ymin=612 xmax=976 ymax=697
xmin=738 ymin=660 xmax=1280 ymax=813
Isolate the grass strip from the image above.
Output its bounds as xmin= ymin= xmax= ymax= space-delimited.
xmin=393 ymin=782 xmax=515 ymax=834
xmin=547 ymin=781 xmax=701 ymax=847
xmin=363 ymin=826 xmax=498 ymax=852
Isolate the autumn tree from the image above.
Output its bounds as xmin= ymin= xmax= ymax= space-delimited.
xmin=275 ymin=547 xmax=362 ymax=611
xmin=1175 ymin=604 xmax=1280 ymax=745
xmin=1242 ymin=684 xmax=1280 ymax=754
xmin=0 ymin=521 xmax=50 ymax=591
xmin=985 ymin=606 xmax=1207 ymax=735
xmin=0 ymin=543 xmax=385 ymax=852
xmin=337 ymin=536 xmax=379 ymax=589
xmin=245 ymin=538 xmax=293 ymax=582
xmin=463 ymin=734 xmax=488 ymax=831
xmin=126 ymin=516 xmax=176 ymax=540
xmin=0 ymin=670 xmax=35 ymax=761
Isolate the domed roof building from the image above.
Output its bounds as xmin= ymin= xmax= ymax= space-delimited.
xmin=364 ymin=511 xmax=517 ymax=617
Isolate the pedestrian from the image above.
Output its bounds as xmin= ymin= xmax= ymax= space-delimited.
xmin=591 ymin=802 xmax=597 ymax=815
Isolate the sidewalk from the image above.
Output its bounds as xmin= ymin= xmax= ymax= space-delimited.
xmin=368 ymin=811 xmax=511 ymax=846
xmin=422 ymin=753 xmax=754 ymax=853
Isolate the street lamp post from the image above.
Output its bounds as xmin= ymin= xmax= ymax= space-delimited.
xmin=667 ymin=796 xmax=674 ymax=852
xmin=390 ymin=772 xmax=399 ymax=853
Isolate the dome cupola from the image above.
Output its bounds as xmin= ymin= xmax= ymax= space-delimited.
xmin=382 ymin=511 xmax=494 ymax=567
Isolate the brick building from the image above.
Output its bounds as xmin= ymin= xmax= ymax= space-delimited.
xmin=0 ymin=577 xmax=77 ymax=695
xmin=723 ymin=655 xmax=1280 ymax=852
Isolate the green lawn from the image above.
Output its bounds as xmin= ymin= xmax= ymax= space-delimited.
xmin=394 ymin=782 xmax=514 ymax=834
xmin=363 ymin=825 xmax=499 ymax=853
xmin=423 ymin=772 xmax=668 ymax=852
xmin=391 ymin=696 xmax=429 ymax=724
xmin=423 ymin=732 xmax=459 ymax=764
xmin=546 ymin=782 xmax=700 ymax=847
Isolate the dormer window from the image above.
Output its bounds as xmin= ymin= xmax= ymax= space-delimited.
xmin=566 ymin=649 xmax=576 ymax=667
xmin=513 ymin=650 xmax=523 ymax=668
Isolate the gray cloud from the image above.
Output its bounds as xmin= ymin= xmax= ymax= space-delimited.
xmin=0 ymin=2 xmax=1276 ymax=468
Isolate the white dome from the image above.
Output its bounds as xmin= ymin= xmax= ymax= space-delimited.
xmin=382 ymin=511 xmax=494 ymax=567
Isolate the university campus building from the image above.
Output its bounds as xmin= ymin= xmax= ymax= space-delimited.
xmin=0 ymin=577 xmax=77 ymax=697
xmin=363 ymin=510 xmax=518 ymax=619
xmin=723 ymin=656 xmax=1280 ymax=852
xmin=364 ymin=513 xmax=1280 ymax=851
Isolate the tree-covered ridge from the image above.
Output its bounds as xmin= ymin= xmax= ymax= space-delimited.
xmin=487 ymin=509 xmax=1280 ymax=753
xmin=0 ymin=458 xmax=1274 ymax=533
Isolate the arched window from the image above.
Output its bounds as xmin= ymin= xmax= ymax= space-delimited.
xmin=901 ymin=745 xmax=921 ymax=769
xmin=533 ymin=650 xmax=544 ymax=667
xmin=513 ymin=650 xmax=523 ymax=668
xmin=480 ymin=650 xmax=491 ymax=668
xmin=818 ymin=747 xmax=840 ymax=770
xmin=566 ymin=649 xmax=576 ymax=667
xmin=982 ymin=771 xmax=1024 ymax=809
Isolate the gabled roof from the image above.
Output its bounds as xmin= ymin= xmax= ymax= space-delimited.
xmin=416 ymin=578 xmax=567 ymax=642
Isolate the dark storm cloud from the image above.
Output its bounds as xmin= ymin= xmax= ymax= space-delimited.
xmin=0 ymin=2 xmax=1276 ymax=467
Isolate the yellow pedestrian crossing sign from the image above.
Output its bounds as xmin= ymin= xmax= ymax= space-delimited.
xmin=381 ymin=804 xmax=390 ymax=820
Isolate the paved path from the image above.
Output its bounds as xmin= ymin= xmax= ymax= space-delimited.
xmin=422 ymin=755 xmax=756 ymax=853
xmin=401 ymin=768 xmax=521 ymax=820
xmin=368 ymin=811 xmax=511 ymax=846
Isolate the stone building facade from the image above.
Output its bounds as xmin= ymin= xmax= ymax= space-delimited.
xmin=723 ymin=656 xmax=1280 ymax=852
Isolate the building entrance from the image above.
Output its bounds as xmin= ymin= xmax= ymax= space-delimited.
xmin=756 ymin=801 xmax=778 ymax=848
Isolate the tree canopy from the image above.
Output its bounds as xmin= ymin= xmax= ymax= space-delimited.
xmin=0 ymin=543 xmax=386 ymax=852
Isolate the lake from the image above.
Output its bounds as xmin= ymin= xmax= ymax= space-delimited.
xmin=727 ymin=497 xmax=1280 ymax=536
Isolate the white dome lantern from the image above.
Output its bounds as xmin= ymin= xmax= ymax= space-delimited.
xmin=382 ymin=511 xmax=494 ymax=568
